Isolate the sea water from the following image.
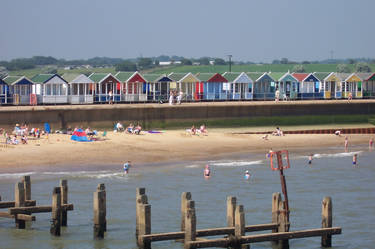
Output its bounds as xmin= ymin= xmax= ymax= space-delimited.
xmin=0 ymin=146 xmax=374 ymax=249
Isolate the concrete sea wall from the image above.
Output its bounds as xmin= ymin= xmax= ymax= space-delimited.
xmin=0 ymin=101 xmax=374 ymax=130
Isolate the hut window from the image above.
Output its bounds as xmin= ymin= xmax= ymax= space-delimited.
xmin=79 ymin=85 xmax=84 ymax=95
xmin=46 ymin=85 xmax=51 ymax=95
xmin=0 ymin=85 xmax=3 ymax=94
xmin=52 ymin=84 xmax=57 ymax=95
xmin=72 ymin=84 xmax=78 ymax=95
xmin=248 ymin=83 xmax=252 ymax=93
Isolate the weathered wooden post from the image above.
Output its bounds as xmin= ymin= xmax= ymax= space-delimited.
xmin=234 ymin=205 xmax=249 ymax=249
xmin=93 ymin=183 xmax=106 ymax=239
xmin=227 ymin=196 xmax=237 ymax=228
xmin=184 ymin=200 xmax=196 ymax=249
xmin=277 ymin=198 xmax=290 ymax=249
xmin=321 ymin=196 xmax=332 ymax=247
xmin=136 ymin=188 xmax=147 ymax=243
xmin=14 ymin=182 xmax=25 ymax=229
xmin=138 ymin=203 xmax=151 ymax=249
xmin=97 ymin=183 xmax=106 ymax=231
xmin=50 ymin=187 xmax=61 ymax=236
xmin=272 ymin=192 xmax=282 ymax=246
xmin=181 ymin=192 xmax=192 ymax=231
xmin=60 ymin=179 xmax=68 ymax=226
xmin=22 ymin=176 xmax=31 ymax=201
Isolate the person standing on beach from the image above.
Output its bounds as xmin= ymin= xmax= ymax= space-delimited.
xmin=369 ymin=138 xmax=373 ymax=149
xmin=344 ymin=136 xmax=349 ymax=151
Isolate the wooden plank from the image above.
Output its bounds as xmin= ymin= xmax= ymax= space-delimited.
xmin=9 ymin=204 xmax=73 ymax=215
xmin=0 ymin=200 xmax=36 ymax=208
xmin=240 ymin=227 xmax=342 ymax=243
xmin=322 ymin=196 xmax=332 ymax=247
xmin=17 ymin=214 xmax=35 ymax=221
xmin=141 ymin=223 xmax=279 ymax=242
xmin=0 ymin=212 xmax=14 ymax=218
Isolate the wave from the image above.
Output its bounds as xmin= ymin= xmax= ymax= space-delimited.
xmin=0 ymin=170 xmax=135 ymax=180
xmin=313 ymin=151 xmax=362 ymax=159
xmin=208 ymin=160 xmax=263 ymax=167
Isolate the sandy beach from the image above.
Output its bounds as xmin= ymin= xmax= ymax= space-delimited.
xmin=0 ymin=124 xmax=374 ymax=173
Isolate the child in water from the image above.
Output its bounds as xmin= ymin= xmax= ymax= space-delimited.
xmin=308 ymin=154 xmax=313 ymax=165
xmin=204 ymin=165 xmax=211 ymax=177
xmin=244 ymin=170 xmax=251 ymax=180
xmin=352 ymin=154 xmax=357 ymax=166
xmin=123 ymin=161 xmax=131 ymax=174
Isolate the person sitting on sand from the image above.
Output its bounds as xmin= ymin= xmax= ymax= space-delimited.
xmin=11 ymin=135 xmax=19 ymax=145
xmin=191 ymin=125 xmax=196 ymax=135
xmin=133 ymin=123 xmax=142 ymax=135
xmin=126 ymin=123 xmax=134 ymax=134
xmin=335 ymin=130 xmax=341 ymax=136
xmin=115 ymin=122 xmax=124 ymax=132
xmin=199 ymin=124 xmax=207 ymax=134
xmin=21 ymin=135 xmax=28 ymax=144
xmin=5 ymin=133 xmax=11 ymax=144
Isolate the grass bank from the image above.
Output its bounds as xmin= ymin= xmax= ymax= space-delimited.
xmin=143 ymin=114 xmax=375 ymax=130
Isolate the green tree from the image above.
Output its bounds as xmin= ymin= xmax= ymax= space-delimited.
xmin=280 ymin=58 xmax=289 ymax=64
xmin=198 ymin=57 xmax=210 ymax=65
xmin=292 ymin=64 xmax=306 ymax=73
xmin=355 ymin=62 xmax=371 ymax=72
xmin=336 ymin=64 xmax=351 ymax=73
xmin=214 ymin=58 xmax=226 ymax=65
xmin=115 ymin=61 xmax=137 ymax=71
xmin=348 ymin=58 xmax=356 ymax=64
xmin=181 ymin=58 xmax=192 ymax=65
xmin=138 ymin=58 xmax=153 ymax=69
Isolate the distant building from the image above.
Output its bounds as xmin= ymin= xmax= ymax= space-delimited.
xmin=209 ymin=60 xmax=215 ymax=65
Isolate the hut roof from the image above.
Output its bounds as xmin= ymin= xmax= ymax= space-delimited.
xmin=70 ymin=74 xmax=95 ymax=84
xmin=292 ymin=73 xmax=309 ymax=82
xmin=3 ymin=76 xmax=33 ymax=85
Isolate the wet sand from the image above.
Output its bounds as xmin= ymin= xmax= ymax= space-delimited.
xmin=0 ymin=124 xmax=373 ymax=173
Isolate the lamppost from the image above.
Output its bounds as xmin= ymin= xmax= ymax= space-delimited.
xmin=227 ymin=55 xmax=232 ymax=72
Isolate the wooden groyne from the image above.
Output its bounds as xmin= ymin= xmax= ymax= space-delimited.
xmin=136 ymin=189 xmax=341 ymax=249
xmin=235 ymin=127 xmax=375 ymax=135
xmin=0 ymin=176 xmax=74 ymax=235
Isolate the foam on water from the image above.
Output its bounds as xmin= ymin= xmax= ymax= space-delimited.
xmin=313 ymin=151 xmax=362 ymax=159
xmin=208 ymin=160 xmax=263 ymax=167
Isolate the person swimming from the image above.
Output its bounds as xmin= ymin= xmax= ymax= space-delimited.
xmin=244 ymin=170 xmax=251 ymax=180
xmin=123 ymin=161 xmax=131 ymax=174
xmin=204 ymin=164 xmax=211 ymax=177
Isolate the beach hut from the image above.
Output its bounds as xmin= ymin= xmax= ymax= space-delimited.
xmin=293 ymin=73 xmax=323 ymax=99
xmin=143 ymin=74 xmax=172 ymax=102
xmin=3 ymin=76 xmax=34 ymax=105
xmin=31 ymin=74 xmax=69 ymax=104
xmin=168 ymin=72 xmax=200 ymax=101
xmin=0 ymin=77 xmax=9 ymax=104
xmin=270 ymin=72 xmax=299 ymax=100
xmin=337 ymin=73 xmax=363 ymax=98
xmin=357 ymin=73 xmax=374 ymax=98
xmin=196 ymin=73 xmax=228 ymax=100
xmin=223 ymin=72 xmax=253 ymax=100
xmin=250 ymin=72 xmax=276 ymax=100
xmin=89 ymin=73 xmax=121 ymax=103
xmin=115 ymin=71 xmax=147 ymax=102
xmin=321 ymin=72 xmax=341 ymax=99
xmin=63 ymin=73 xmax=96 ymax=104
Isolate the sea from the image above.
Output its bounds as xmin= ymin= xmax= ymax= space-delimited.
xmin=0 ymin=145 xmax=374 ymax=249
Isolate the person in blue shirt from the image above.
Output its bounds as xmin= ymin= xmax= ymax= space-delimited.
xmin=123 ymin=161 xmax=131 ymax=174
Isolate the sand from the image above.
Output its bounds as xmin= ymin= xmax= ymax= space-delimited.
xmin=0 ymin=124 xmax=374 ymax=173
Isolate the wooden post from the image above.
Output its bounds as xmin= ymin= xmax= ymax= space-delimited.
xmin=272 ymin=192 xmax=282 ymax=246
xmin=136 ymin=188 xmax=147 ymax=242
xmin=234 ymin=205 xmax=249 ymax=249
xmin=181 ymin=192 xmax=192 ymax=231
xmin=93 ymin=184 xmax=106 ymax=239
xmin=278 ymin=198 xmax=289 ymax=249
xmin=227 ymin=196 xmax=237 ymax=228
xmin=97 ymin=184 xmax=106 ymax=231
xmin=184 ymin=200 xmax=196 ymax=249
xmin=22 ymin=176 xmax=31 ymax=201
xmin=138 ymin=203 xmax=151 ymax=249
xmin=60 ymin=179 xmax=68 ymax=226
xmin=14 ymin=182 xmax=26 ymax=229
xmin=50 ymin=187 xmax=61 ymax=236
xmin=321 ymin=196 xmax=332 ymax=247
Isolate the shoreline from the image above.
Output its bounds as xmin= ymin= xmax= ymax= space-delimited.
xmin=1 ymin=124 xmax=373 ymax=174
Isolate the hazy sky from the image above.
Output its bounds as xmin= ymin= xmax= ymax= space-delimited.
xmin=1 ymin=0 xmax=374 ymax=62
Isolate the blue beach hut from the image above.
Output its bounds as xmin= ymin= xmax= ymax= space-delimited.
xmin=251 ymin=72 xmax=276 ymax=100
xmin=0 ymin=77 xmax=9 ymax=104
xmin=3 ymin=76 xmax=34 ymax=105
xmin=223 ymin=72 xmax=253 ymax=100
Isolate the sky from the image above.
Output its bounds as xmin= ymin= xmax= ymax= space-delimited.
xmin=1 ymin=0 xmax=374 ymax=62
